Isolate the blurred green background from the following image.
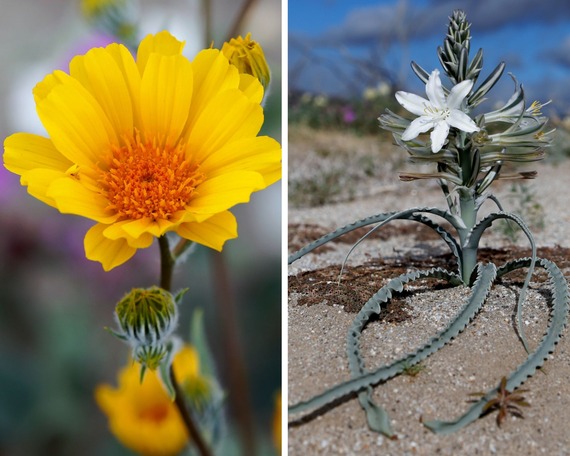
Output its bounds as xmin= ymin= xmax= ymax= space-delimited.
xmin=0 ymin=0 xmax=282 ymax=455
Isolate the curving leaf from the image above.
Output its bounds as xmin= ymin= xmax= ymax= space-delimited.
xmin=337 ymin=208 xmax=464 ymax=282
xmin=411 ymin=61 xmax=433 ymax=88
xmin=468 ymin=61 xmax=505 ymax=107
xmin=424 ymin=258 xmax=569 ymax=434
xmin=466 ymin=211 xmax=536 ymax=352
xmin=288 ymin=208 xmax=464 ymax=269
xmin=289 ymin=264 xmax=494 ymax=438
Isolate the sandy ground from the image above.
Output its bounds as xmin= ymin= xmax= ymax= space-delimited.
xmin=287 ymin=129 xmax=570 ymax=455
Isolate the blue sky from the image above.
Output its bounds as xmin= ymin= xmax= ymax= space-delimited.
xmin=289 ymin=0 xmax=570 ymax=113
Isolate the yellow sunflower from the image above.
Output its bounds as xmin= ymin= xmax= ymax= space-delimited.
xmin=95 ymin=345 xmax=204 ymax=456
xmin=3 ymin=31 xmax=281 ymax=270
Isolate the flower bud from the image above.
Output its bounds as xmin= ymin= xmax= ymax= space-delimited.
xmin=222 ymin=33 xmax=271 ymax=91
xmin=115 ymin=286 xmax=178 ymax=348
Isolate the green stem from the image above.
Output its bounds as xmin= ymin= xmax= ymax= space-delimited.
xmin=158 ymin=236 xmax=175 ymax=291
xmin=458 ymin=192 xmax=478 ymax=284
xmin=158 ymin=236 xmax=213 ymax=456
xmin=170 ymin=366 xmax=214 ymax=456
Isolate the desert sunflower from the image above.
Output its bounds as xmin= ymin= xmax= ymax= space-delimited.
xmin=4 ymin=31 xmax=281 ymax=270
xmin=95 ymin=345 xmax=206 ymax=456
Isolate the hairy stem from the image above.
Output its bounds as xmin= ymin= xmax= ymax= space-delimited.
xmin=158 ymin=236 xmax=213 ymax=456
xmin=170 ymin=366 xmax=213 ymax=456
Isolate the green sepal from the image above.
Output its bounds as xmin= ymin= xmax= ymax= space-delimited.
xmin=159 ymin=359 xmax=176 ymax=400
xmin=157 ymin=337 xmax=182 ymax=400
xmin=175 ymin=288 xmax=189 ymax=305
xmin=104 ymin=326 xmax=128 ymax=341
xmin=139 ymin=363 xmax=147 ymax=384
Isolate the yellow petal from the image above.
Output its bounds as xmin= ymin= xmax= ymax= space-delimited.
xmin=95 ymin=360 xmax=189 ymax=455
xmin=105 ymin=43 xmax=143 ymax=129
xmin=173 ymin=346 xmax=200 ymax=380
xmin=21 ymin=169 xmax=66 ymax=207
xmin=200 ymin=136 xmax=281 ymax=186
xmin=33 ymin=70 xmax=68 ymax=103
xmin=140 ymin=53 xmax=193 ymax=145
xmin=102 ymin=218 xmax=170 ymax=244
xmin=84 ymin=224 xmax=137 ymax=271
xmin=137 ymin=31 xmax=185 ymax=75
xmin=94 ymin=384 xmax=119 ymax=415
xmin=47 ymin=177 xmax=117 ymax=224
xmin=176 ymin=211 xmax=237 ymax=250
xmin=183 ymin=49 xmax=241 ymax=136
xmin=69 ymin=46 xmax=133 ymax=138
xmin=4 ymin=132 xmax=72 ymax=176
xmin=189 ymin=171 xmax=265 ymax=214
xmin=35 ymin=71 xmax=118 ymax=167
xmin=238 ymin=73 xmax=264 ymax=104
xmin=188 ymin=89 xmax=263 ymax=163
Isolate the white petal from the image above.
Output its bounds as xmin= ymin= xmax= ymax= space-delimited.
xmin=426 ymin=70 xmax=446 ymax=108
xmin=401 ymin=116 xmax=435 ymax=141
xmin=395 ymin=91 xmax=430 ymax=116
xmin=447 ymin=79 xmax=474 ymax=109
xmin=430 ymin=121 xmax=449 ymax=152
xmin=448 ymin=109 xmax=479 ymax=133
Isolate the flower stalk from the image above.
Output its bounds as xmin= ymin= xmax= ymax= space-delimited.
xmin=158 ymin=236 xmax=214 ymax=456
xmin=170 ymin=365 xmax=214 ymax=456
xmin=379 ymin=10 xmax=552 ymax=283
xmin=159 ymin=236 xmax=175 ymax=291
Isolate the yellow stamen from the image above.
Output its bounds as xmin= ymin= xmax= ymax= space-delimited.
xmin=102 ymin=132 xmax=205 ymax=221
xmin=529 ymin=101 xmax=542 ymax=116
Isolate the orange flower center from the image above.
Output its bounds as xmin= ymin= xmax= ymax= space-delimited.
xmin=103 ymin=133 xmax=205 ymax=221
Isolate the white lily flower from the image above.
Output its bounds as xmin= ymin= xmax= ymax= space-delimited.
xmin=396 ymin=69 xmax=479 ymax=152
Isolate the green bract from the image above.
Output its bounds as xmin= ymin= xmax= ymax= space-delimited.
xmin=289 ymin=10 xmax=569 ymax=437
xmin=115 ymin=286 xmax=179 ymax=347
xmin=109 ymin=286 xmax=187 ymax=397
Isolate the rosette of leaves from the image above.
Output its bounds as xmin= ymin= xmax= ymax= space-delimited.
xmin=288 ymin=10 xmax=568 ymax=438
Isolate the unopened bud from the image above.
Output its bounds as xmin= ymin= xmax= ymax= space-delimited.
xmin=222 ymin=33 xmax=271 ymax=91
xmin=115 ymin=286 xmax=178 ymax=348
